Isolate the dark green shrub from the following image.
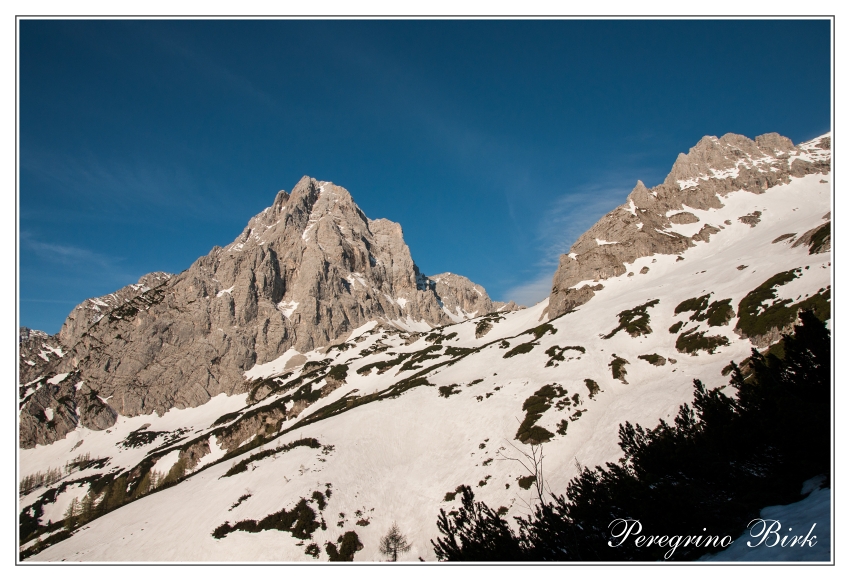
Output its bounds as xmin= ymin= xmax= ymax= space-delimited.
xmin=327 ymin=364 xmax=349 ymax=382
xmin=584 ymin=379 xmax=600 ymax=399
xmin=609 ymin=356 xmax=629 ymax=383
xmin=438 ymin=384 xmax=461 ymax=398
xmin=675 ymin=329 xmax=729 ymax=355
xmin=604 ymin=299 xmax=659 ymax=338
xmin=517 ymin=475 xmax=536 ymax=490
xmin=736 ymin=269 xmax=830 ymax=340
xmin=504 ymin=342 xmax=536 ymax=358
xmin=326 ymin=531 xmax=363 ymax=561
xmin=637 ymin=353 xmax=666 ymax=366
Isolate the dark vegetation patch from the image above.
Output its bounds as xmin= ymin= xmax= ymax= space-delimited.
xmin=399 ymin=345 xmax=445 ymax=372
xmin=327 ymin=364 xmax=349 ymax=382
xmin=516 ymin=384 xmax=568 ymax=444
xmin=311 ymin=490 xmax=327 ymax=511
xmin=445 ymin=345 xmax=474 ymax=357
xmin=544 ymin=345 xmax=585 ymax=367
xmin=675 ymin=329 xmax=730 ymax=355
xmin=19 ymin=529 xmax=73 ymax=561
xmin=212 ymin=410 xmax=243 ymax=427
xmin=119 ymin=427 xmax=168 ymax=449
xmin=444 ymin=484 xmax=466 ymax=502
xmin=303 ymin=359 xmax=332 ymax=373
xmin=325 ymin=531 xmax=364 ymax=561
xmin=609 ymin=355 xmax=629 ymax=384
xmin=223 ymin=438 xmax=322 ymax=477
xmin=438 ymin=384 xmax=461 ymax=398
xmin=245 ymin=371 xmax=295 ymax=403
xmin=357 ymin=344 xmax=447 ymax=376
xmin=357 ymin=351 xmax=414 ymax=376
xmin=522 ymin=323 xmax=557 ymax=340
xmin=738 ymin=210 xmax=762 ymax=227
xmin=556 ymin=420 xmax=569 ymax=436
xmin=212 ymin=494 xmax=323 ymax=540
xmin=503 ymin=341 xmax=537 ymax=358
xmin=637 ymin=353 xmax=666 ymax=366
xmin=229 ymin=493 xmax=252 ymax=511
xmin=735 ymin=269 xmax=831 ymax=340
xmin=603 ymin=299 xmax=660 ymax=339
xmin=426 ymin=331 xmax=458 ymax=344
xmin=431 ymin=312 xmax=830 ymax=561
xmin=327 ymin=341 xmax=355 ymax=353
xmin=474 ymin=313 xmax=506 ymax=339
xmin=808 ymin=222 xmax=831 ymax=254
xmin=674 ymin=295 xmax=734 ymax=327
xmin=737 ymin=265 xmax=748 ymax=270
xmin=668 ymin=321 xmax=684 ymax=334
xmin=305 ymin=543 xmax=321 ymax=558
xmin=584 ymin=379 xmax=600 ymax=399
xmin=517 ymin=475 xmax=536 ymax=490
xmin=468 ymin=379 xmax=483 ymax=386
xmin=772 ymin=233 xmax=796 ymax=244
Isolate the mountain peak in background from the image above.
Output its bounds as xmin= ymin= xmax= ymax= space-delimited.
xmin=18 ymin=132 xmax=831 ymax=562
xmin=19 ymin=176 xmax=519 ymax=447
xmin=548 ymin=132 xmax=831 ymax=318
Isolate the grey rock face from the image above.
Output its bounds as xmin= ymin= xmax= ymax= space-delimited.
xmin=19 ymin=371 xmax=118 ymax=448
xmin=19 ymin=177 xmax=511 ymax=448
xmin=59 ymin=273 xmax=173 ymax=347
xmin=19 ymin=328 xmax=63 ymax=388
xmin=549 ymin=133 xmax=831 ymax=318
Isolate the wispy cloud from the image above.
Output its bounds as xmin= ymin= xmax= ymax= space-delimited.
xmin=539 ymin=180 xmax=637 ymax=263
xmin=501 ymin=176 xmax=638 ymax=306
xmin=21 ymin=149 xmax=210 ymax=217
xmin=21 ymin=232 xmax=122 ymax=270
xmin=503 ymin=272 xmax=555 ymax=308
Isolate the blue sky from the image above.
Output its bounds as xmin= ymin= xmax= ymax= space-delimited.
xmin=19 ymin=19 xmax=831 ymax=334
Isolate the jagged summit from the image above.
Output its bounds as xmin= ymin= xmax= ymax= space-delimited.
xmin=18 ymin=177 xmax=513 ymax=447
xmin=548 ymin=132 xmax=831 ymax=318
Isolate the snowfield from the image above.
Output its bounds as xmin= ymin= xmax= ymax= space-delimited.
xmin=20 ymin=168 xmax=831 ymax=562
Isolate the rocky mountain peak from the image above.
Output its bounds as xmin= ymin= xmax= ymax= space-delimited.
xmin=19 ymin=177 xmax=515 ymax=448
xmin=548 ymin=132 xmax=831 ymax=318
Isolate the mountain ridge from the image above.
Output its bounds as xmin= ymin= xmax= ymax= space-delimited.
xmin=19 ymin=176 xmax=518 ymax=448
xmin=18 ymin=131 xmax=832 ymax=562
xmin=548 ymin=132 xmax=831 ymax=319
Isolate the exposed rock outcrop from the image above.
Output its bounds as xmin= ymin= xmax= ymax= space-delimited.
xmin=19 ymin=178 xmax=512 ymax=447
xmin=59 ymin=273 xmax=173 ymax=347
xmin=549 ymin=133 xmax=831 ymax=318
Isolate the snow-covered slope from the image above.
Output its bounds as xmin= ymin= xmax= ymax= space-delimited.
xmin=19 ymin=133 xmax=831 ymax=562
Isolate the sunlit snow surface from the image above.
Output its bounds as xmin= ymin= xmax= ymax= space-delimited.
xmin=24 ymin=172 xmax=831 ymax=562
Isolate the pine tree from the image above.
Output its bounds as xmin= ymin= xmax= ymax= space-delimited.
xmin=104 ymin=475 xmax=128 ymax=512
xmin=79 ymin=490 xmax=95 ymax=523
xmin=431 ymin=311 xmax=831 ymax=561
xmin=134 ymin=471 xmax=153 ymax=498
xmin=431 ymin=487 xmax=524 ymax=561
xmin=64 ymin=497 xmax=80 ymax=530
xmin=379 ymin=522 xmax=412 ymax=561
